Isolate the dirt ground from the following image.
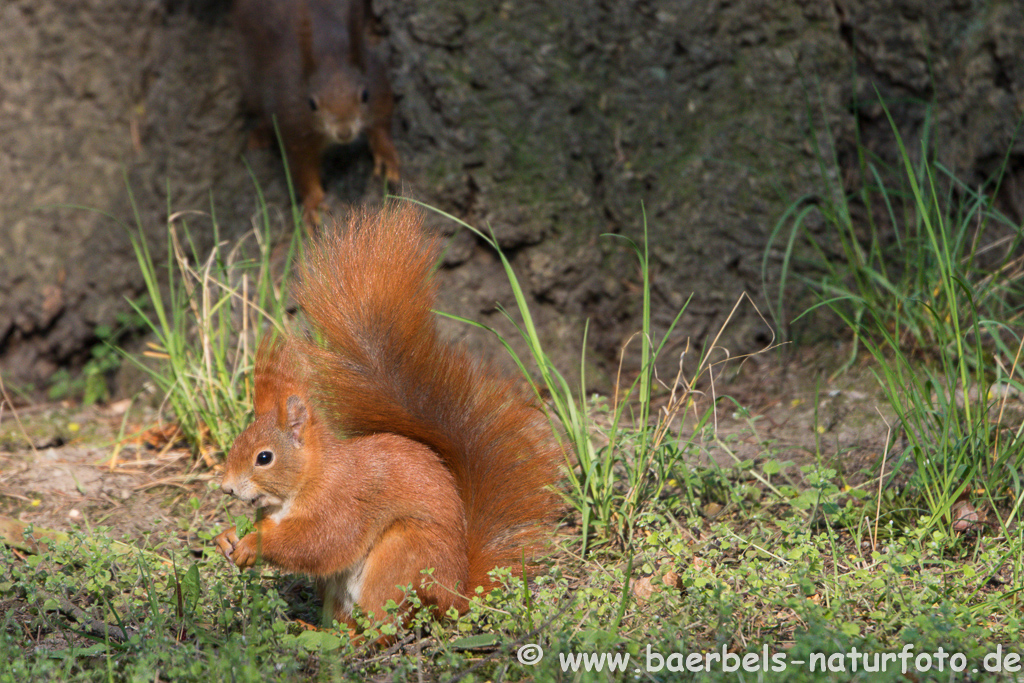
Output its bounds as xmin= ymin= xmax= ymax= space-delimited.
xmin=0 ymin=343 xmax=892 ymax=554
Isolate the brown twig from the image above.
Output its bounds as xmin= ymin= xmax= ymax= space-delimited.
xmin=35 ymin=587 xmax=136 ymax=643
xmin=132 ymin=473 xmax=216 ymax=491
xmin=873 ymin=409 xmax=893 ymax=553
xmin=0 ymin=374 xmax=38 ymax=456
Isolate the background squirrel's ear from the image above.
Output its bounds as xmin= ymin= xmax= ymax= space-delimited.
xmin=347 ymin=0 xmax=368 ymax=72
xmin=286 ymin=395 xmax=308 ymax=447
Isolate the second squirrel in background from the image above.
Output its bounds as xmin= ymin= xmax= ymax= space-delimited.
xmin=233 ymin=0 xmax=400 ymax=219
xmin=214 ymin=205 xmax=563 ymax=629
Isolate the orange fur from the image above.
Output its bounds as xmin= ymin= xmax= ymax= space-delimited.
xmin=215 ymin=205 xmax=562 ymax=628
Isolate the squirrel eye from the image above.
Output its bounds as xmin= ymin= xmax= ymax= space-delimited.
xmin=308 ymin=96 xmax=319 ymax=111
xmin=360 ymin=88 xmax=369 ymax=104
xmin=255 ymin=450 xmax=274 ymax=466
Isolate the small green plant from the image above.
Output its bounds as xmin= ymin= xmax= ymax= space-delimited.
xmin=0 ymin=527 xmax=317 ymax=682
xmin=6 ymin=495 xmax=1021 ymax=682
xmin=48 ymin=305 xmax=148 ymax=405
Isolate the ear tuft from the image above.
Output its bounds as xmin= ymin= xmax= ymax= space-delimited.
xmin=286 ymin=395 xmax=308 ymax=447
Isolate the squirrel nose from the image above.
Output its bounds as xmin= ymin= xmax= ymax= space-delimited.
xmin=221 ymin=481 xmax=234 ymax=496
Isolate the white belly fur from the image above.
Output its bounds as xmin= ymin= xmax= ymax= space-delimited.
xmin=321 ymin=558 xmax=366 ymax=620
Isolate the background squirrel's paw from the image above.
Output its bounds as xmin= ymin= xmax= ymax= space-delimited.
xmin=301 ymin=203 xmax=323 ymax=228
xmin=300 ymin=184 xmax=325 ymax=227
xmin=213 ymin=527 xmax=240 ymax=560
xmin=373 ymin=154 xmax=400 ymax=184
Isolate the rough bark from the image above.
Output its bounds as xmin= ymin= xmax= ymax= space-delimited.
xmin=1 ymin=0 xmax=1021 ymax=392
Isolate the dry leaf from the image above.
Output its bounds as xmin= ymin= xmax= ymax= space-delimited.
xmin=662 ymin=571 xmax=682 ymax=590
xmin=632 ymin=575 xmax=655 ymax=601
xmin=632 ymin=571 xmax=683 ymax=602
xmin=951 ymin=498 xmax=985 ymax=532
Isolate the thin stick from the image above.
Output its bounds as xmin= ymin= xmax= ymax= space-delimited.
xmin=874 ymin=409 xmax=893 ymax=552
xmin=35 ymin=587 xmax=136 ymax=642
xmin=993 ymin=334 xmax=1024 ymax=457
xmin=0 ymin=374 xmax=38 ymax=456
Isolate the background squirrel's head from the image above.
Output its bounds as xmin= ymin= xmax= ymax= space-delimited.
xmin=299 ymin=0 xmax=371 ymax=145
xmin=220 ymin=337 xmax=317 ymax=514
xmin=306 ymin=68 xmax=370 ymax=144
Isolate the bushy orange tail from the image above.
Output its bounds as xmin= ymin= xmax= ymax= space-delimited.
xmin=292 ymin=204 xmax=562 ymax=591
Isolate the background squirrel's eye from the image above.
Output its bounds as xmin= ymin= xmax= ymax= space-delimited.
xmin=360 ymin=88 xmax=369 ymax=104
xmin=308 ymin=96 xmax=318 ymax=111
xmin=256 ymin=450 xmax=274 ymax=466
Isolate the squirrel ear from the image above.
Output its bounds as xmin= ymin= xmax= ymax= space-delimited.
xmin=285 ymin=395 xmax=308 ymax=447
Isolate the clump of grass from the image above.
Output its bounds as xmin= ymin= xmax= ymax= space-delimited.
xmin=772 ymin=100 xmax=1024 ymax=530
xmin=124 ymin=190 xmax=299 ymax=459
xmin=411 ymin=200 xmax=780 ymax=554
xmin=769 ymin=100 xmax=1024 ymax=364
xmin=409 ymin=201 xmax=686 ymax=552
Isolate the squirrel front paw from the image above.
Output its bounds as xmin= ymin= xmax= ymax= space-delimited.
xmin=214 ymin=526 xmax=239 ymax=559
xmin=230 ymin=535 xmax=259 ymax=569
xmin=214 ymin=527 xmax=258 ymax=569
xmin=372 ymin=151 xmax=400 ymax=184
xmin=367 ymin=127 xmax=400 ymax=184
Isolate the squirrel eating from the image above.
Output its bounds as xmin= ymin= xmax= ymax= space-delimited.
xmin=214 ymin=205 xmax=563 ymax=630
xmin=233 ymin=0 xmax=401 ymax=219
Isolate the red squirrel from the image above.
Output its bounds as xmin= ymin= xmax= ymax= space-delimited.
xmin=233 ymin=0 xmax=401 ymax=219
xmin=214 ymin=205 xmax=563 ymax=629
